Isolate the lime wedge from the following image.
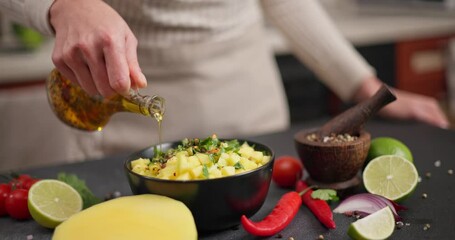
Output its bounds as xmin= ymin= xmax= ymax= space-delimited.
xmin=348 ymin=206 xmax=395 ymax=240
xmin=363 ymin=155 xmax=418 ymax=202
xmin=28 ymin=179 xmax=83 ymax=229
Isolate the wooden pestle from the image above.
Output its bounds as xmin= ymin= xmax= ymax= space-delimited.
xmin=319 ymin=84 xmax=397 ymax=138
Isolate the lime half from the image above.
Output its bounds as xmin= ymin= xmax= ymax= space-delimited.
xmin=348 ymin=206 xmax=395 ymax=240
xmin=28 ymin=179 xmax=83 ymax=229
xmin=363 ymin=155 xmax=418 ymax=202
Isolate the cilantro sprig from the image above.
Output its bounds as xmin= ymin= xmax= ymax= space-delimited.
xmin=57 ymin=172 xmax=101 ymax=209
xmin=311 ymin=189 xmax=339 ymax=202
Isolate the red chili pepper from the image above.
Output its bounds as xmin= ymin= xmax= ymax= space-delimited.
xmin=296 ymin=180 xmax=336 ymax=229
xmin=241 ymin=191 xmax=302 ymax=237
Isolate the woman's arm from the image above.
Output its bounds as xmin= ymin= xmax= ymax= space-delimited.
xmin=261 ymin=0 xmax=372 ymax=101
xmin=0 ymin=0 xmax=147 ymax=97
xmin=353 ymin=76 xmax=449 ymax=128
xmin=261 ymin=0 xmax=449 ymax=128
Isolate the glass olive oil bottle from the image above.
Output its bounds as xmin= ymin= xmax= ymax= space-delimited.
xmin=46 ymin=68 xmax=165 ymax=132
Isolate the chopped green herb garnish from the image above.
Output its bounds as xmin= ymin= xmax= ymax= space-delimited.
xmin=234 ymin=162 xmax=244 ymax=170
xmin=208 ymin=154 xmax=216 ymax=163
xmin=311 ymin=189 xmax=339 ymax=202
xmin=202 ymin=165 xmax=209 ymax=179
xmin=151 ymin=134 xmax=243 ymax=166
xmin=224 ymin=139 xmax=240 ymax=152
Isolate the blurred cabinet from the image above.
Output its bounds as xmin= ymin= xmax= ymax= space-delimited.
xmin=396 ymin=35 xmax=454 ymax=99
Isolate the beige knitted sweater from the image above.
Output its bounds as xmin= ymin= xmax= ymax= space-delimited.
xmin=0 ymin=0 xmax=373 ymax=100
xmin=0 ymin=0 xmax=375 ymax=167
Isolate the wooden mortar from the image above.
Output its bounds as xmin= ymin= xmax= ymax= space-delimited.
xmin=295 ymin=129 xmax=370 ymax=186
xmin=294 ymin=84 xmax=396 ymax=189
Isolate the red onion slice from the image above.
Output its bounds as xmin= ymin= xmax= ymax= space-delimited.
xmin=333 ymin=193 xmax=405 ymax=220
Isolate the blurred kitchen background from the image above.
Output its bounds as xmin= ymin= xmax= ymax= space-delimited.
xmin=0 ymin=0 xmax=454 ymax=168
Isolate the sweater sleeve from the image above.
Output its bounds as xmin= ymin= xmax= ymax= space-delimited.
xmin=0 ymin=0 xmax=55 ymax=36
xmin=260 ymin=0 xmax=375 ymax=102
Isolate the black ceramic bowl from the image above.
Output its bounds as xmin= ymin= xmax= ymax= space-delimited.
xmin=124 ymin=139 xmax=275 ymax=232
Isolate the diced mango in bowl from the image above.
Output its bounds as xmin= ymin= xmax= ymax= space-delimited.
xmin=131 ymin=135 xmax=271 ymax=180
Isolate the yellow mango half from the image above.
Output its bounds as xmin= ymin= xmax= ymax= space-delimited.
xmin=53 ymin=194 xmax=197 ymax=240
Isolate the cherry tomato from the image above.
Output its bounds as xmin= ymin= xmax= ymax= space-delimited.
xmin=22 ymin=178 xmax=40 ymax=190
xmin=0 ymin=183 xmax=11 ymax=216
xmin=5 ymin=189 xmax=31 ymax=220
xmin=8 ymin=174 xmax=32 ymax=190
xmin=272 ymin=155 xmax=304 ymax=188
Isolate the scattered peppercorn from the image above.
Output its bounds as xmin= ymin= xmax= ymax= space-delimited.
xmin=288 ymin=237 xmax=295 ymax=240
xmin=448 ymin=169 xmax=453 ymax=175
xmin=425 ymin=172 xmax=431 ymax=179
xmin=422 ymin=193 xmax=428 ymax=199
xmin=317 ymin=234 xmax=324 ymax=240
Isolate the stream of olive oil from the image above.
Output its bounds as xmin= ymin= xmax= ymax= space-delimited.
xmin=153 ymin=111 xmax=163 ymax=153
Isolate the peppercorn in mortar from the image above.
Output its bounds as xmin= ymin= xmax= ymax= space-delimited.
xmin=131 ymin=135 xmax=271 ymax=180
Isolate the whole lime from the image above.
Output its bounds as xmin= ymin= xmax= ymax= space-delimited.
xmin=366 ymin=137 xmax=413 ymax=164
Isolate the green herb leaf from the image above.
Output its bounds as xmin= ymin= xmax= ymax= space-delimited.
xmin=202 ymin=165 xmax=209 ymax=179
xmin=209 ymin=154 xmax=216 ymax=163
xmin=224 ymin=140 xmax=240 ymax=152
xmin=234 ymin=162 xmax=244 ymax=170
xmin=200 ymin=135 xmax=219 ymax=152
xmin=57 ymin=172 xmax=101 ymax=209
xmin=311 ymin=189 xmax=339 ymax=202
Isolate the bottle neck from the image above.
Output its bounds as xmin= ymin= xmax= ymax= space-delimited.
xmin=122 ymin=90 xmax=165 ymax=122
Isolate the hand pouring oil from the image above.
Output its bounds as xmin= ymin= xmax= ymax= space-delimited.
xmin=46 ymin=69 xmax=165 ymax=145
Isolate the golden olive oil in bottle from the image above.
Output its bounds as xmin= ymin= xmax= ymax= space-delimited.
xmin=46 ymin=69 xmax=165 ymax=132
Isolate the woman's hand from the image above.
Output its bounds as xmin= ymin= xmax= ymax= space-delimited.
xmin=353 ymin=77 xmax=450 ymax=129
xmin=49 ymin=0 xmax=147 ymax=97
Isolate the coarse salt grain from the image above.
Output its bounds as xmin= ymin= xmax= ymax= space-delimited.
xmin=423 ymin=223 xmax=431 ymax=231
xmin=434 ymin=160 xmax=441 ymax=167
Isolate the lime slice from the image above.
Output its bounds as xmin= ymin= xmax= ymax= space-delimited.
xmin=348 ymin=206 xmax=395 ymax=240
xmin=28 ymin=179 xmax=83 ymax=229
xmin=363 ymin=155 xmax=418 ymax=202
